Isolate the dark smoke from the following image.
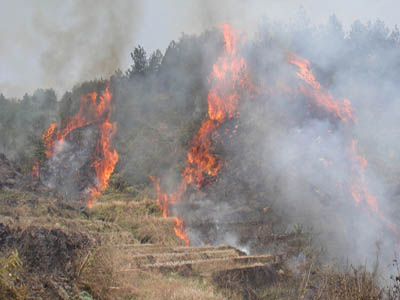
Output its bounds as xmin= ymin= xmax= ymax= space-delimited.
xmin=33 ymin=0 xmax=141 ymax=94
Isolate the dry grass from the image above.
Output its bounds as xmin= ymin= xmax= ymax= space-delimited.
xmin=255 ymin=256 xmax=384 ymax=300
xmin=3 ymin=188 xmax=391 ymax=300
xmin=77 ymin=245 xmax=229 ymax=300
xmin=77 ymin=246 xmax=117 ymax=300
xmin=90 ymin=197 xmax=161 ymax=220
xmin=388 ymin=258 xmax=400 ymax=300
xmin=128 ymin=216 xmax=186 ymax=245
xmin=314 ymin=266 xmax=382 ymax=300
xmin=123 ymin=271 xmax=228 ymax=300
xmin=89 ymin=198 xmax=184 ymax=246
xmin=81 ymin=196 xmax=391 ymax=300
xmin=0 ymin=250 xmax=27 ymax=300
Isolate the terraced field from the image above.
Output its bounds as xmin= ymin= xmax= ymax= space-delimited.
xmin=114 ymin=243 xmax=284 ymax=293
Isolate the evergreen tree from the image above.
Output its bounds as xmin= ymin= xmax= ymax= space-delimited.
xmin=129 ymin=45 xmax=147 ymax=77
xmin=148 ymin=49 xmax=163 ymax=73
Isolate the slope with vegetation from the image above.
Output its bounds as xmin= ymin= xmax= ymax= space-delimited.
xmin=0 ymin=152 xmax=398 ymax=299
xmin=0 ymin=17 xmax=400 ymax=299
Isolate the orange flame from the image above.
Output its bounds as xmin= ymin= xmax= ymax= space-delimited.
xmin=32 ymin=161 xmax=39 ymax=178
xmin=350 ymin=140 xmax=378 ymax=212
xmin=34 ymin=84 xmax=118 ymax=206
xmin=182 ymin=24 xmax=251 ymax=188
xmin=151 ymin=24 xmax=253 ymax=245
xmin=288 ymin=54 xmax=375 ymax=211
xmin=288 ymin=52 xmax=356 ymax=124
xmin=173 ymin=217 xmax=190 ymax=246
xmin=42 ymin=123 xmax=57 ymax=158
xmin=289 ymin=53 xmax=398 ymax=238
xmin=150 ymin=25 xmax=398 ymax=246
xmin=88 ymin=87 xmax=119 ymax=207
xmin=150 ymin=176 xmax=189 ymax=245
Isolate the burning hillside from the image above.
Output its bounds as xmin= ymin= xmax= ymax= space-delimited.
xmin=16 ymin=21 xmax=399 ymax=272
xmin=1 ymin=12 xmax=400 ymax=297
xmin=4 ymin=0 xmax=400 ymax=297
xmin=151 ymin=24 xmax=256 ymax=246
xmin=149 ymin=24 xmax=400 ymax=270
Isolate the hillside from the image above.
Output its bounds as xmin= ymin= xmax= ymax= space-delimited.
xmin=1 ymin=17 xmax=400 ymax=300
xmin=0 ymin=153 xmax=395 ymax=299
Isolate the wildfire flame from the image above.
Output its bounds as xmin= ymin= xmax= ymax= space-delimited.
xmin=153 ymin=24 xmax=398 ymax=246
xmin=173 ymin=217 xmax=190 ymax=246
xmin=32 ymin=161 xmax=39 ymax=178
xmin=288 ymin=53 xmax=398 ymax=238
xmin=151 ymin=24 xmax=254 ymax=245
xmin=288 ymin=52 xmax=356 ymax=124
xmin=350 ymin=139 xmax=378 ymax=212
xmin=34 ymin=84 xmax=118 ymax=207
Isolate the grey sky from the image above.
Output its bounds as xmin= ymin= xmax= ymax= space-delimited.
xmin=0 ymin=0 xmax=398 ymax=98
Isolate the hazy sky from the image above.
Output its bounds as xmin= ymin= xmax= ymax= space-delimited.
xmin=0 ymin=0 xmax=399 ymax=98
